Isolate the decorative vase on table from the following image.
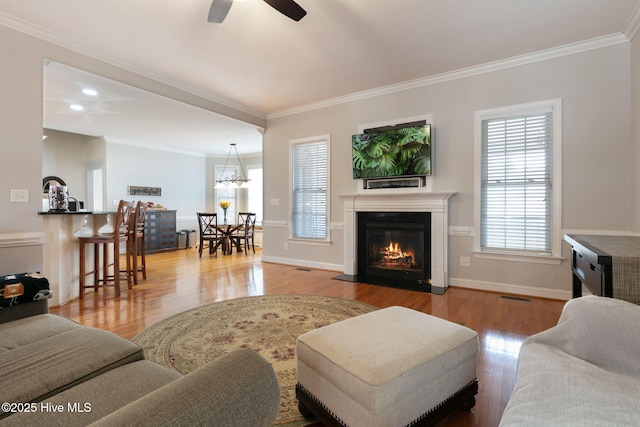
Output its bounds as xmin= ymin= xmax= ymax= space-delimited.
xmin=219 ymin=201 xmax=231 ymax=226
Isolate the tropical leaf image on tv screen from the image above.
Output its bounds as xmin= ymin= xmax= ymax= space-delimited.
xmin=352 ymin=125 xmax=431 ymax=179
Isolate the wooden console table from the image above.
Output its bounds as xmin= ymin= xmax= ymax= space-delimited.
xmin=564 ymin=234 xmax=640 ymax=304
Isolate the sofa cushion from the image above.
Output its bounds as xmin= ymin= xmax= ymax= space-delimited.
xmin=500 ymin=296 xmax=640 ymax=426
xmin=90 ymin=348 xmax=281 ymax=427
xmin=0 ymin=360 xmax=181 ymax=426
xmin=499 ymin=340 xmax=640 ymax=426
xmin=0 ymin=326 xmax=144 ymax=418
xmin=0 ymin=314 xmax=82 ymax=353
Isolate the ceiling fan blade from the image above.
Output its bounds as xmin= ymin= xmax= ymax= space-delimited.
xmin=208 ymin=0 xmax=233 ymax=23
xmin=263 ymin=0 xmax=307 ymax=21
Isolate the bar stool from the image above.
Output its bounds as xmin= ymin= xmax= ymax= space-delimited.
xmin=129 ymin=201 xmax=147 ymax=285
xmin=78 ymin=200 xmax=133 ymax=298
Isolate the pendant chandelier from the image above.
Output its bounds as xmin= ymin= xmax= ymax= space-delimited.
xmin=215 ymin=143 xmax=251 ymax=188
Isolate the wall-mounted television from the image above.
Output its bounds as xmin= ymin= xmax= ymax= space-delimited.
xmin=352 ymin=122 xmax=431 ymax=180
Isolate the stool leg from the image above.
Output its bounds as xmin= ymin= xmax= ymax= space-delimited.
xmin=112 ymin=241 xmax=121 ymax=297
xmin=79 ymin=240 xmax=85 ymax=298
xmin=95 ymin=242 xmax=102 ymax=291
xmin=131 ymin=235 xmax=139 ymax=285
xmin=101 ymin=242 xmax=108 ymax=288
xmin=139 ymin=235 xmax=147 ymax=280
xmin=125 ymin=238 xmax=133 ymax=290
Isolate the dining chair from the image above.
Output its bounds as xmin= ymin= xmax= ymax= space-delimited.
xmin=197 ymin=212 xmax=221 ymax=257
xmin=79 ymin=199 xmax=133 ymax=298
xmin=229 ymin=212 xmax=257 ymax=255
xmin=129 ymin=201 xmax=147 ymax=284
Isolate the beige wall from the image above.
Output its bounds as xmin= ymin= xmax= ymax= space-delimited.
xmin=262 ymin=42 xmax=632 ymax=299
xmin=0 ymin=24 xmax=264 ymax=274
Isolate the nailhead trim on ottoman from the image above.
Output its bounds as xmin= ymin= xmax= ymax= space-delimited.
xmin=296 ymin=306 xmax=479 ymax=427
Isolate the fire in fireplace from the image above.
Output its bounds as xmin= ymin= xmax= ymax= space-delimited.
xmin=372 ymin=240 xmax=418 ymax=270
xmin=357 ymin=212 xmax=431 ymax=292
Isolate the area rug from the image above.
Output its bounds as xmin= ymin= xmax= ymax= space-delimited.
xmin=132 ymin=294 xmax=377 ymax=425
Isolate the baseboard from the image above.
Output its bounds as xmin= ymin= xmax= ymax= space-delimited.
xmin=261 ymin=257 xmax=572 ymax=300
xmin=261 ymin=256 xmax=343 ymax=272
xmin=449 ymin=277 xmax=572 ymax=301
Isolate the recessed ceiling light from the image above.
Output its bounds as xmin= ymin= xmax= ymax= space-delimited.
xmin=82 ymin=88 xmax=98 ymax=96
xmin=70 ymin=104 xmax=84 ymax=111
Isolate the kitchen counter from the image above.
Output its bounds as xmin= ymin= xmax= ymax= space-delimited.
xmin=40 ymin=212 xmax=113 ymax=306
xmin=38 ymin=211 xmax=93 ymax=215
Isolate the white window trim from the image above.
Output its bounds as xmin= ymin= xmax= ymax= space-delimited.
xmin=289 ymin=134 xmax=331 ymax=244
xmin=473 ymin=98 xmax=563 ymax=264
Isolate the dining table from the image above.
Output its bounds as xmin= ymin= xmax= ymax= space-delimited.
xmin=212 ymin=224 xmax=243 ymax=255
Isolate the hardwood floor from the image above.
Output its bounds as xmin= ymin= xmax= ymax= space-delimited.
xmin=51 ymin=248 xmax=565 ymax=427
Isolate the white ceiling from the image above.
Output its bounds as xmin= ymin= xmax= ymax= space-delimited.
xmin=43 ymin=61 xmax=264 ymax=157
xmin=2 ymin=0 xmax=640 ymax=156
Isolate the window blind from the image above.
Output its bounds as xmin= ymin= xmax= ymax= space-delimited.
xmin=292 ymin=139 xmax=328 ymax=239
xmin=481 ymin=113 xmax=552 ymax=252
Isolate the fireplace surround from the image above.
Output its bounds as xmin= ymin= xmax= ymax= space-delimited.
xmin=341 ymin=191 xmax=455 ymax=294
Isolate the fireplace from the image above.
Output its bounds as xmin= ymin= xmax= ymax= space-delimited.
xmin=340 ymin=191 xmax=454 ymax=294
xmin=357 ymin=212 xmax=431 ymax=292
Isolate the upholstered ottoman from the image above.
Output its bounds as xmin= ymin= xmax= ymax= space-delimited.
xmin=296 ymin=306 xmax=478 ymax=427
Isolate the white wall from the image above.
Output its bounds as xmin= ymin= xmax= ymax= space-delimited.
xmin=262 ymin=42 xmax=632 ymax=299
xmin=106 ymin=142 xmax=207 ymax=232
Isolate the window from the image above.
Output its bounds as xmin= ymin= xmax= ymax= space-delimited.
xmin=215 ymin=165 xmax=237 ymax=221
xmin=475 ymin=99 xmax=562 ymax=261
xmin=291 ymin=136 xmax=329 ymax=240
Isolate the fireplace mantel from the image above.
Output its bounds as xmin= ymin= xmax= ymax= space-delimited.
xmin=340 ymin=191 xmax=456 ymax=294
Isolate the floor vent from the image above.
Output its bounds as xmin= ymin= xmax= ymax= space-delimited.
xmin=296 ymin=268 xmax=311 ymax=272
xmin=500 ymin=295 xmax=531 ymax=302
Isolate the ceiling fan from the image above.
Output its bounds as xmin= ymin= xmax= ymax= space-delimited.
xmin=208 ymin=0 xmax=307 ymax=23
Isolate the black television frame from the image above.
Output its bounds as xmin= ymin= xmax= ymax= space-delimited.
xmin=352 ymin=120 xmax=431 ymax=180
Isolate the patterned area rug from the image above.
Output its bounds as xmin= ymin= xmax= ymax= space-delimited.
xmin=132 ymin=294 xmax=377 ymax=425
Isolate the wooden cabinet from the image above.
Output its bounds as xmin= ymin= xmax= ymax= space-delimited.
xmin=144 ymin=209 xmax=177 ymax=253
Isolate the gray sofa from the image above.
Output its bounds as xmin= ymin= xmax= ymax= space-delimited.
xmin=0 ymin=284 xmax=281 ymax=426
xmin=500 ymin=296 xmax=640 ymax=426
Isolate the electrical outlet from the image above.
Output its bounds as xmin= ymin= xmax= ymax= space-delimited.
xmin=271 ymin=198 xmax=280 ymax=206
xmin=10 ymin=189 xmax=29 ymax=203
xmin=460 ymin=256 xmax=471 ymax=267
xmin=284 ymin=242 xmax=288 ymax=250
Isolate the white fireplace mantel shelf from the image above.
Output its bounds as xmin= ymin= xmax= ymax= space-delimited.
xmin=339 ymin=191 xmax=456 ymax=210
xmin=340 ymin=191 xmax=456 ymax=294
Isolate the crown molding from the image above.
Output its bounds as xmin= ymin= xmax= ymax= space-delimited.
xmin=267 ymin=33 xmax=630 ymax=120
xmin=0 ymin=12 xmax=267 ymax=122
xmin=1 ymin=11 xmax=632 ymax=123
